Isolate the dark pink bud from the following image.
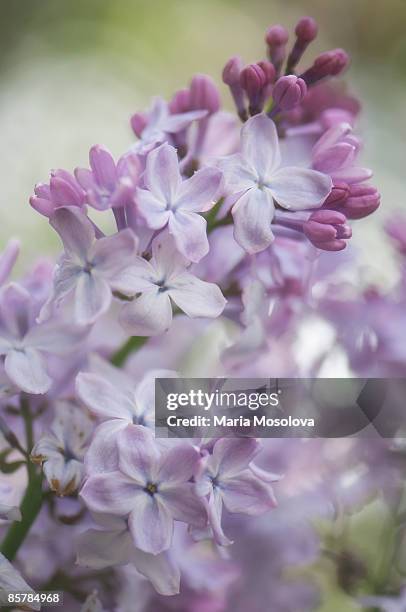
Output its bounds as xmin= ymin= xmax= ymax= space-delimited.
xmin=265 ymin=24 xmax=289 ymax=47
xmin=272 ymin=75 xmax=307 ymax=111
xmin=265 ymin=25 xmax=289 ymax=76
xmin=240 ymin=64 xmax=268 ymax=115
xmin=344 ymin=185 xmax=380 ymax=220
xmin=222 ymin=56 xmax=243 ymax=86
xmin=295 ymin=16 xmax=318 ymax=43
xmin=257 ymin=60 xmax=276 ymax=85
xmin=130 ymin=113 xmax=147 ymax=137
xmin=304 ymin=209 xmax=351 ymax=251
xmin=169 ymin=88 xmax=191 ymax=114
xmin=189 ymin=74 xmax=221 ymax=115
xmin=323 ymin=181 xmax=350 ymax=208
xmin=286 ymin=17 xmax=318 ymax=73
xmin=222 ymin=56 xmax=247 ymax=121
xmin=301 ymin=48 xmax=350 ymax=85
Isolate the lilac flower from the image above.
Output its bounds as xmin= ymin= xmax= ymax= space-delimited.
xmin=0 ymin=283 xmax=86 ymax=394
xmin=31 ymin=401 xmax=93 ymax=496
xmin=217 ymin=113 xmax=332 ymax=253
xmin=75 ymin=146 xmax=141 ymax=211
xmin=30 ymin=169 xmax=85 ymax=218
xmin=119 ymin=232 xmax=226 ymax=336
xmin=76 ymin=356 xmax=176 ymax=472
xmin=0 ymin=240 xmax=19 ymax=286
xmin=130 ymin=97 xmax=206 ymax=152
xmin=80 ymin=425 xmax=206 ymax=555
xmin=76 ymin=514 xmax=180 ymax=595
xmin=195 ymin=438 xmax=277 ymax=546
xmin=359 ymin=587 xmax=406 ymax=612
xmin=0 ymin=553 xmax=40 ymax=610
xmin=80 ymin=592 xmax=105 ymax=612
xmin=0 ymin=483 xmax=21 ymax=522
xmin=136 ymin=143 xmax=223 ymax=262
xmin=44 ymin=206 xmax=139 ymax=325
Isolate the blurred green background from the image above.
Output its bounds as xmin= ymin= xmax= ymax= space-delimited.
xmin=1 ymin=0 xmax=405 ymax=283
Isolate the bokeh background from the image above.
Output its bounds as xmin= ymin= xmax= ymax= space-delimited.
xmin=1 ymin=0 xmax=405 ymax=282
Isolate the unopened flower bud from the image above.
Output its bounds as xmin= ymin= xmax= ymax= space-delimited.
xmin=304 ymin=209 xmax=351 ymax=251
xmin=323 ymin=181 xmax=350 ymax=208
xmin=222 ymin=56 xmax=247 ymax=121
xmin=265 ymin=25 xmax=289 ymax=76
xmin=169 ymin=88 xmax=191 ymax=114
xmin=240 ymin=63 xmax=268 ymax=115
xmin=286 ymin=17 xmax=318 ymax=73
xmin=272 ymin=75 xmax=307 ymax=111
xmin=344 ymin=185 xmax=380 ymax=219
xmin=189 ymin=74 xmax=221 ymax=115
xmin=301 ymin=48 xmax=350 ymax=86
xmin=130 ymin=112 xmax=147 ymax=138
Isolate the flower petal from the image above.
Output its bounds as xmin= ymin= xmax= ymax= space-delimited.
xmin=151 ymin=232 xmax=188 ymax=279
xmin=241 ymin=114 xmax=281 ymax=179
xmin=159 ymin=483 xmax=207 ymax=527
xmin=117 ymin=425 xmax=160 ymax=484
xmin=128 ymin=495 xmax=173 ymax=554
xmin=74 ymin=273 xmax=112 ymax=325
xmin=76 ymin=372 xmax=134 ymax=420
xmin=144 ymin=143 xmax=181 ymax=203
xmin=131 ymin=548 xmax=180 ymax=596
xmin=169 ymin=272 xmax=226 ymax=319
xmin=24 ymin=321 xmax=88 ymax=355
xmin=89 ymin=145 xmax=117 ymax=190
xmin=50 ymin=207 xmax=94 ymax=260
xmin=269 ymin=167 xmax=332 ymax=210
xmin=89 ymin=229 xmax=138 ymax=280
xmin=157 ymin=444 xmax=200 ymax=484
xmin=119 ymin=290 xmax=172 ymax=336
xmin=5 ymin=348 xmax=51 ymax=394
xmin=232 ymin=188 xmax=275 ymax=253
xmin=80 ymin=472 xmax=140 ymax=515
xmin=168 ymin=211 xmax=209 ymax=262
xmin=136 ymin=188 xmax=170 ymax=229
xmin=221 ymin=470 xmax=276 ymax=515
xmin=176 ymin=167 xmax=223 ymax=212
xmin=212 ymin=438 xmax=261 ymax=478
xmin=76 ymin=527 xmax=134 ymax=568
xmin=85 ymin=420 xmax=127 ymax=474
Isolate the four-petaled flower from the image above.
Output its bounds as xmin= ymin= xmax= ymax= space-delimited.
xmin=43 ymin=207 xmax=139 ymax=325
xmin=119 ymin=232 xmax=226 ymax=336
xmin=80 ymin=425 xmax=207 ymax=555
xmin=217 ymin=113 xmax=332 ymax=253
xmin=31 ymin=401 xmax=93 ymax=496
xmin=195 ymin=438 xmax=277 ymax=545
xmin=136 ymin=143 xmax=223 ymax=262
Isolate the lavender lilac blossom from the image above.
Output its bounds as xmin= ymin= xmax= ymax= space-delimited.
xmin=2 ymin=13 xmax=405 ymax=612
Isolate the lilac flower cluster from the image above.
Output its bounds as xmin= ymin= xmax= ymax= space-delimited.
xmin=1 ymin=13 xmax=405 ymax=612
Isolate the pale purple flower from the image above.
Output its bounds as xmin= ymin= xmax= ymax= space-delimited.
xmin=119 ymin=232 xmax=226 ymax=336
xmin=80 ymin=425 xmax=206 ymax=555
xmin=80 ymin=592 xmax=105 ymax=612
xmin=359 ymin=587 xmax=406 ymax=612
xmin=136 ymin=143 xmax=223 ymax=262
xmin=195 ymin=438 xmax=277 ymax=546
xmin=217 ymin=113 xmax=332 ymax=253
xmin=31 ymin=401 xmax=93 ymax=496
xmin=0 ymin=240 xmax=19 ymax=286
xmin=0 ymin=282 xmax=86 ymax=394
xmin=131 ymin=97 xmax=206 ymax=153
xmin=75 ymin=146 xmax=141 ymax=211
xmin=76 ymin=514 xmax=180 ymax=595
xmin=76 ymin=356 xmax=177 ymax=472
xmin=30 ymin=169 xmax=85 ymax=218
xmin=44 ymin=206 xmax=139 ymax=325
xmin=312 ymin=122 xmax=372 ymax=184
xmin=0 ymin=553 xmax=40 ymax=610
xmin=0 ymin=483 xmax=21 ymax=522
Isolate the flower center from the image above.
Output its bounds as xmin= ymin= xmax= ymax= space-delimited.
xmin=144 ymin=482 xmax=158 ymax=496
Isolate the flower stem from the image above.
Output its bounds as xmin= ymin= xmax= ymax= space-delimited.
xmin=0 ymin=397 xmax=43 ymax=562
xmin=110 ymin=335 xmax=148 ymax=367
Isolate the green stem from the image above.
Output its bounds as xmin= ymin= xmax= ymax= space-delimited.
xmin=110 ymin=335 xmax=148 ymax=367
xmin=0 ymin=397 xmax=43 ymax=562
